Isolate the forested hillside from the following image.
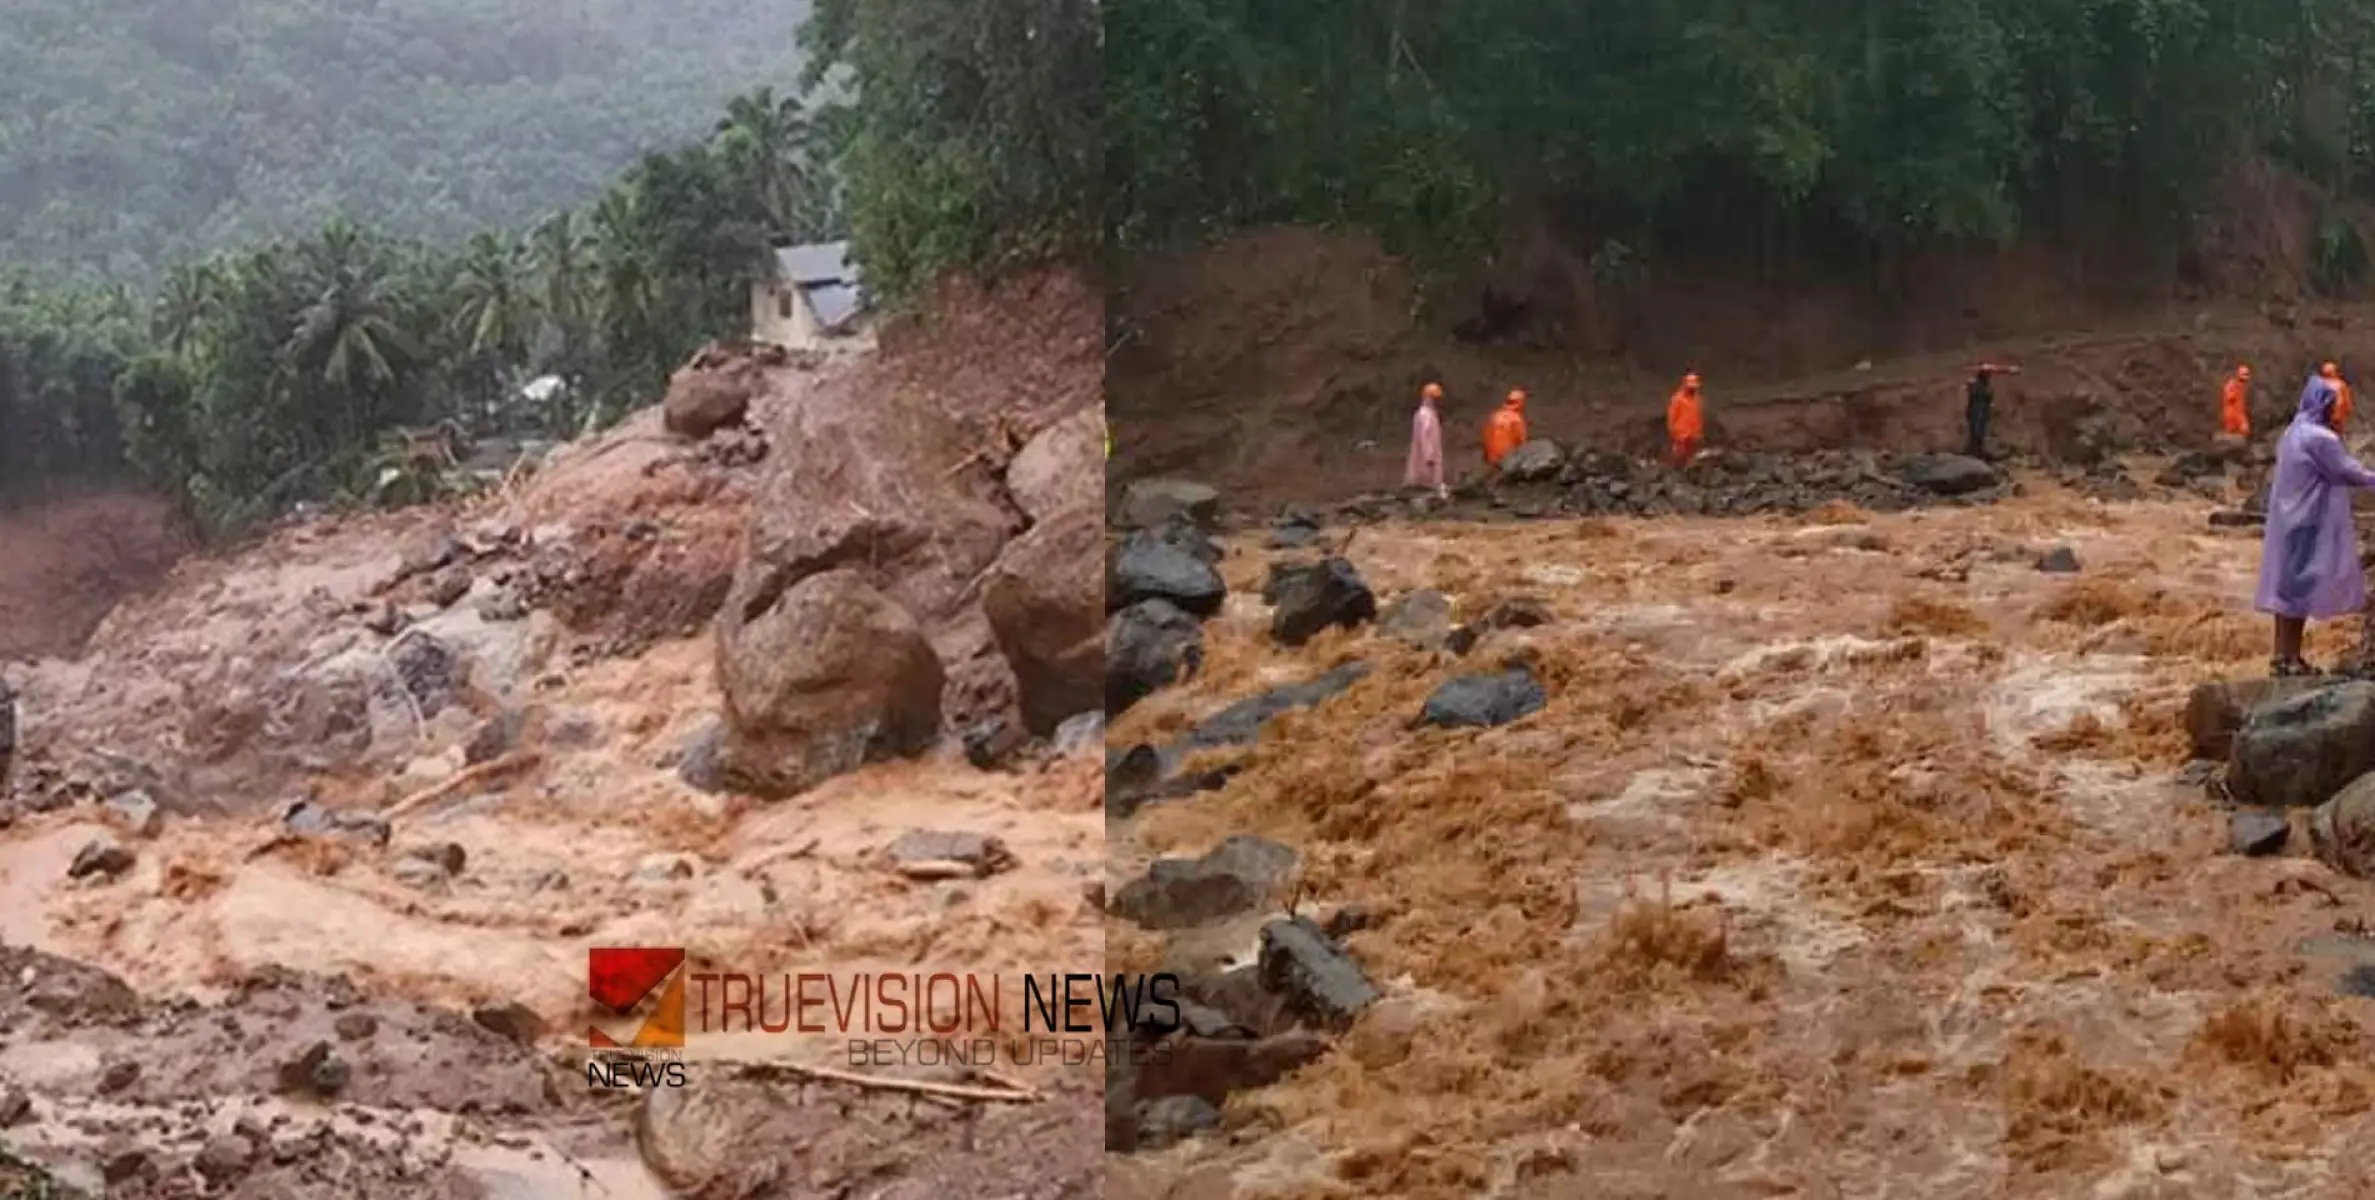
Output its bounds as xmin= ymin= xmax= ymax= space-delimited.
xmin=0 ymin=0 xmax=809 ymax=280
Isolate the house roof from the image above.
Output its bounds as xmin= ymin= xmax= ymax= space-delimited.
xmin=806 ymin=283 xmax=864 ymax=332
xmin=774 ymin=240 xmax=855 ymax=286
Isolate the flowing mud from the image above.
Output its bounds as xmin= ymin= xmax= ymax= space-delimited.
xmin=1108 ymin=466 xmax=2375 ymax=1199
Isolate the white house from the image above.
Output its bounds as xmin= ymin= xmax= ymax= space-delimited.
xmin=750 ymin=240 xmax=870 ymax=352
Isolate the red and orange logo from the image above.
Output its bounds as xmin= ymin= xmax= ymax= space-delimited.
xmin=588 ymin=947 xmax=686 ymax=1048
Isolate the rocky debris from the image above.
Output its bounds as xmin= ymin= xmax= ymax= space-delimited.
xmin=959 ymin=715 xmax=1026 ymax=770
xmin=1134 ymin=1096 xmax=1222 ymax=1150
xmin=426 ymin=571 xmax=471 ymax=608
xmin=1379 ymin=589 xmax=1455 ymax=650
xmin=1499 ymin=439 xmax=1565 ymax=484
xmin=1269 ymin=557 xmax=1378 ymax=646
xmin=1111 ymin=835 xmax=1299 ymax=930
xmin=392 ymin=530 xmax=465 ymax=587
xmin=981 ymin=508 xmax=1101 ymax=735
xmin=1420 ymin=664 xmax=1548 ymax=729
xmin=1266 ymin=508 xmax=1323 ymax=549
xmin=1902 ymin=453 xmax=2001 ymax=497
xmin=193 ymin=1133 xmax=258 ymax=1185
xmin=101 ymin=1145 xmax=154 ymax=1186
xmin=885 ymin=829 xmax=1018 ymax=878
xmin=714 ymin=568 xmax=945 ymax=800
xmin=477 ymin=582 xmax=530 ymax=622
xmin=1120 ymin=479 xmax=1221 ymax=532
xmin=1131 ymin=1029 xmax=1330 ymax=1110
xmin=2037 ymin=545 xmax=2082 ymax=573
xmin=96 ymin=1059 xmax=141 ymax=1094
xmin=1259 ymin=916 xmax=1380 ymax=1030
xmin=2232 ymin=810 xmax=2290 ymax=857
xmin=470 ymin=1001 xmax=547 ymax=1046
xmin=280 ymin=800 xmax=393 ymax=849
xmin=277 ymin=1041 xmax=350 ymax=1097
xmin=2226 ymin=681 xmax=2375 ymax=808
xmin=2187 ymin=677 xmax=2323 ymax=760
xmin=1109 ymin=529 xmax=1227 ymax=617
xmin=1107 ymin=602 xmax=1209 ymax=718
xmin=106 ymin=788 xmax=161 ymax=837
xmin=1444 ymin=597 xmax=1554 ymax=656
xmin=463 ymin=711 xmax=522 ymax=766
xmin=662 ymin=340 xmax=785 ymax=438
xmin=388 ymin=629 xmax=460 ymax=717
xmin=68 ymin=836 xmax=135 ymax=880
xmin=677 ymin=719 xmax=727 ymax=793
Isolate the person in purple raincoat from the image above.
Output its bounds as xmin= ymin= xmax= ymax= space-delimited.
xmin=2257 ymin=374 xmax=2375 ymax=675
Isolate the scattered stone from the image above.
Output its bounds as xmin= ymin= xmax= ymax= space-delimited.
xmin=278 ymin=1041 xmax=349 ymax=1097
xmin=1265 ymin=510 xmax=1323 ymax=550
xmin=660 ymin=341 xmax=772 ymax=438
xmin=1498 ymin=439 xmax=1565 ymax=484
xmin=1445 ymin=597 xmax=1554 ymax=656
xmin=1901 ymin=453 xmax=2000 ymax=496
xmin=2036 ymin=545 xmax=2082 ymax=574
xmin=1259 ymin=916 xmax=1380 ymax=1031
xmin=463 ymin=711 xmax=522 ymax=767
xmin=1108 ymin=531 xmax=1227 ymax=617
xmin=101 ymin=1147 xmax=154 ymax=1186
xmin=2232 ymin=810 xmax=2290 ymax=857
xmin=1420 ymin=665 xmax=1548 ymax=729
xmin=332 ymin=1013 xmax=379 ymax=1042
xmin=1051 ymin=711 xmax=1104 ymax=758
xmin=68 ymin=836 xmax=135 ymax=880
xmin=404 ymin=842 xmax=467 ymax=878
xmin=106 ymin=789 xmax=161 ymax=837
xmin=1185 ymin=664 xmax=1371 ymax=748
xmin=1322 ymin=904 xmax=1376 ymax=940
xmin=1378 ymin=590 xmax=1454 ymax=650
xmin=427 ymin=572 xmax=472 ymax=608
xmin=471 ymin=1001 xmax=548 ymax=1046
xmin=886 ymin=830 xmax=1018 ymax=878
xmin=0 ymin=1085 xmax=28 ymax=1128
xmin=1270 ymin=557 xmax=1378 ymax=647
xmin=397 ymin=532 xmax=464 ymax=581
xmin=477 ymin=584 xmax=530 ymax=622
xmin=388 ymin=630 xmax=460 ymax=717
xmin=96 ymin=1059 xmax=141 ymax=1094
xmin=677 ymin=720 xmax=727 ymax=793
xmin=2227 ymin=681 xmax=2375 ymax=808
xmin=1120 ymin=479 xmax=1221 ymax=532
xmin=1135 ymin=1096 xmax=1222 ymax=1150
xmin=1106 ymin=600 xmax=1205 ymax=714
xmin=1111 ymin=835 xmax=1298 ymax=930
xmin=194 ymin=1133 xmax=258 ymax=1185
xmin=280 ymin=801 xmax=393 ymax=849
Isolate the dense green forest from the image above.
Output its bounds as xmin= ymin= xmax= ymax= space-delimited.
xmin=0 ymin=0 xmax=1096 ymax=536
xmin=1106 ymin=0 xmax=2375 ymax=276
xmin=0 ymin=0 xmax=811 ymax=280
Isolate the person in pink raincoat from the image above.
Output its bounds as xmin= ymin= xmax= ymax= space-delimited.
xmin=2257 ymin=374 xmax=2375 ymax=675
xmin=1406 ymin=382 xmax=1447 ymax=496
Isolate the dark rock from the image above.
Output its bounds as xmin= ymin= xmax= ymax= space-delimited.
xmin=1270 ymin=557 xmax=1377 ymax=647
xmin=1133 ymin=1029 xmax=1331 ymax=1107
xmin=1258 ymin=916 xmax=1379 ymax=1030
xmin=1379 ymin=589 xmax=1454 ymax=650
xmin=278 ymin=1041 xmax=349 ymax=1097
xmin=471 ymin=1001 xmax=548 ymax=1045
xmin=403 ymin=842 xmax=467 ymax=878
xmin=1262 ymin=561 xmax=1319 ymax=606
xmin=1902 ymin=454 xmax=2000 ymax=496
xmin=2187 ymin=677 xmax=2323 ymax=761
xmin=1108 ymin=532 xmax=1227 ymax=617
xmin=0 ymin=1086 xmax=27 ymax=1128
xmin=427 ymin=571 xmax=471 ymax=608
xmin=677 ymin=720 xmax=726 ymax=793
xmin=1185 ymin=664 xmax=1370 ymax=749
xmin=68 ymin=836 xmax=135 ymax=880
xmin=1499 ymin=439 xmax=1565 ymax=484
xmin=96 ymin=1059 xmax=140 ymax=1094
xmin=398 ymin=532 xmax=464 ymax=580
xmin=389 ymin=630 xmax=459 ymax=717
xmin=332 ymin=1013 xmax=380 ymax=1042
xmin=477 ymin=584 xmax=530 ymax=622
xmin=885 ymin=830 xmax=1017 ymax=877
xmin=1107 ymin=599 xmax=1206 ymax=716
xmin=2037 ymin=545 xmax=2082 ymax=574
xmin=1265 ymin=511 xmax=1324 ymax=550
xmin=1119 ymin=480 xmax=1221 ymax=532
xmin=1105 ymin=744 xmax=1166 ymax=818
xmin=2209 ymin=510 xmax=2264 ymax=529
xmin=2227 ymin=681 xmax=2375 ymax=808
xmin=960 ymin=716 xmax=1026 ymax=770
xmin=2232 ymin=810 xmax=2290 ymax=857
xmin=101 ymin=1147 xmax=155 ymax=1185
xmin=463 ymin=711 xmax=522 ymax=766
xmin=1135 ymin=1096 xmax=1222 ymax=1150
xmin=1111 ymin=835 xmax=1299 ymax=930
xmin=1420 ymin=666 xmax=1548 ymax=729
xmin=1322 ymin=904 xmax=1377 ymax=940
xmin=280 ymin=801 xmax=393 ymax=849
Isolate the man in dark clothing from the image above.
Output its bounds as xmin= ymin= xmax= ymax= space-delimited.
xmin=1964 ymin=362 xmax=2022 ymax=458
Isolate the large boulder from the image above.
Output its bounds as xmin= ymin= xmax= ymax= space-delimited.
xmin=2186 ymin=677 xmax=2324 ymax=761
xmin=2313 ymin=774 xmax=2375 ymax=877
xmin=980 ymin=508 xmax=1102 ymax=736
xmin=1109 ymin=532 xmax=1226 ymax=617
xmin=1119 ymin=480 xmax=1221 ymax=532
xmin=1902 ymin=454 xmax=2000 ymax=496
xmin=1269 ymin=557 xmax=1377 ymax=647
xmin=1006 ymin=408 xmax=1104 ymax=524
xmin=1107 ymin=601 xmax=1205 ymax=715
xmin=2227 ymin=681 xmax=2375 ymax=809
xmin=714 ymin=568 xmax=946 ymax=798
xmin=1420 ymin=665 xmax=1547 ymax=729
xmin=661 ymin=342 xmax=786 ymax=439
xmin=1498 ymin=440 xmax=1565 ymax=484
xmin=1111 ymin=835 xmax=1299 ymax=930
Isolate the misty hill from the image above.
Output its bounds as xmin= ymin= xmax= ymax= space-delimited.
xmin=0 ymin=0 xmax=811 ymax=280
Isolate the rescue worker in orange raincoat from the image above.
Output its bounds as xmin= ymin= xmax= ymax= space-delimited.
xmin=1667 ymin=373 xmax=1706 ymax=466
xmin=2221 ymin=365 xmax=2252 ymax=438
xmin=2325 ymin=361 xmax=2353 ymax=428
xmin=1483 ymin=389 xmax=1529 ymax=469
